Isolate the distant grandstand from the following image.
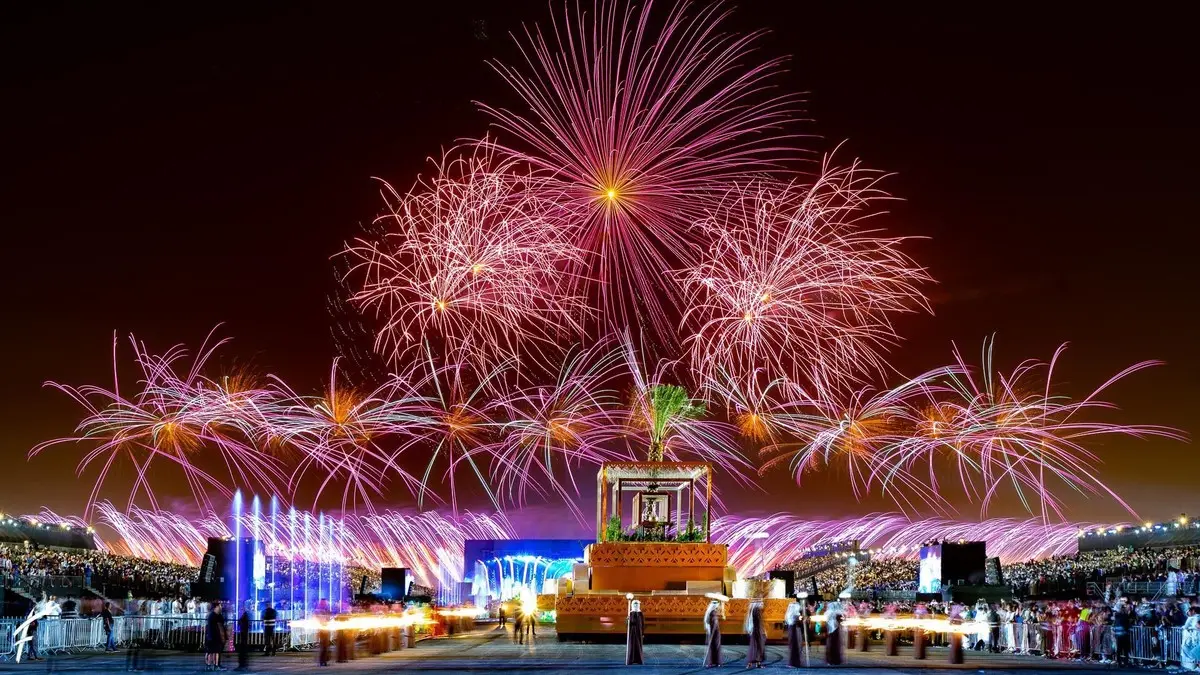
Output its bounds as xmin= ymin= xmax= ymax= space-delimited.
xmin=0 ymin=512 xmax=97 ymax=550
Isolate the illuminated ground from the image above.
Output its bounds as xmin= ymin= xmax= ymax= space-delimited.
xmin=0 ymin=625 xmax=1127 ymax=672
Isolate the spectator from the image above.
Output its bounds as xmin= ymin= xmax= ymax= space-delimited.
xmin=205 ymin=601 xmax=227 ymax=671
xmin=102 ymin=601 xmax=117 ymax=651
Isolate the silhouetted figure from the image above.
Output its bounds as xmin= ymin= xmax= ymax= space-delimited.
xmin=825 ymin=601 xmax=845 ymax=665
xmin=262 ymin=602 xmax=277 ymax=656
xmin=102 ymin=602 xmax=116 ymax=652
xmin=626 ymin=600 xmax=645 ymax=665
xmin=236 ymin=604 xmax=251 ymax=671
xmin=785 ymin=598 xmax=806 ymax=667
xmin=746 ymin=599 xmax=766 ymax=668
xmin=703 ymin=600 xmax=722 ymax=667
xmin=205 ymin=602 xmax=227 ymax=671
xmin=316 ymin=599 xmax=331 ymax=667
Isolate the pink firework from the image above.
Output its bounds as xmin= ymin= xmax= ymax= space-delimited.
xmin=267 ymin=360 xmax=431 ymax=515
xmin=703 ymin=368 xmax=805 ymax=446
xmin=343 ymin=142 xmax=584 ymax=371
xmin=758 ymin=370 xmax=954 ymax=513
xmin=713 ymin=512 xmax=1112 ymax=574
xmin=31 ymin=330 xmax=284 ymax=517
xmin=679 ymin=161 xmax=930 ymax=391
xmin=397 ymin=350 xmax=511 ymax=517
xmin=898 ymin=338 xmax=1186 ymax=523
xmin=479 ymin=339 xmax=631 ymax=524
xmin=482 ymin=0 xmax=802 ymax=342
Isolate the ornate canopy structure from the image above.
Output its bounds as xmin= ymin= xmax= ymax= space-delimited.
xmin=595 ymin=461 xmax=713 ymax=543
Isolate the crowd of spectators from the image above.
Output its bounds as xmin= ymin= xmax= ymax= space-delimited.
xmin=1 ymin=541 xmax=380 ymax=620
xmin=1003 ymin=546 xmax=1200 ymax=595
xmin=809 ymin=555 xmax=919 ymax=596
xmin=784 ymin=545 xmax=1200 ymax=600
xmin=0 ymin=541 xmax=195 ymax=597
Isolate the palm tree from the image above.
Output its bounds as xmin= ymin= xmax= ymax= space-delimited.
xmin=642 ymin=384 xmax=705 ymax=462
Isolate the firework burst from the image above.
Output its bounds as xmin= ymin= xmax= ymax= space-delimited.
xmin=917 ymin=339 xmax=1185 ymax=522
xmin=31 ymin=330 xmax=284 ymax=517
xmin=479 ymin=339 xmax=631 ymax=524
xmin=679 ymin=161 xmax=930 ymax=391
xmin=343 ymin=142 xmax=584 ymax=371
xmin=482 ymin=0 xmax=802 ymax=342
xmin=396 ymin=349 xmax=512 ymax=517
xmin=268 ymin=360 xmax=432 ymax=515
xmin=758 ymin=370 xmax=954 ymax=513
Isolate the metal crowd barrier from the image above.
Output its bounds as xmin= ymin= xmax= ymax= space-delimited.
xmin=990 ymin=620 xmax=1185 ymax=665
xmin=2 ymin=574 xmax=86 ymax=594
xmin=0 ymin=615 xmax=315 ymax=660
xmin=0 ymin=621 xmax=14 ymax=660
xmin=1129 ymin=625 xmax=1183 ymax=665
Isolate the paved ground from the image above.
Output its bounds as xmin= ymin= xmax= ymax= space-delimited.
xmin=0 ymin=625 xmax=1139 ymax=674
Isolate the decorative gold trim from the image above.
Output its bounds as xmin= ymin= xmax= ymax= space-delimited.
xmin=586 ymin=541 xmax=728 ymax=567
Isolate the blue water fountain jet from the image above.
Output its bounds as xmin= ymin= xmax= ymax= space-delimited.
xmin=252 ymin=494 xmax=261 ymax=612
xmin=232 ymin=490 xmax=243 ymax=615
xmin=270 ymin=495 xmax=278 ymax=608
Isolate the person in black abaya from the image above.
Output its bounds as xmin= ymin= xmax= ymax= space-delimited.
xmin=704 ymin=599 xmax=722 ymax=667
xmin=236 ymin=601 xmax=251 ymax=672
xmin=746 ymin=599 xmax=766 ymax=668
xmin=626 ymin=599 xmax=645 ymax=665
xmin=785 ymin=595 xmax=806 ymax=667
xmin=825 ymin=601 xmax=845 ymax=665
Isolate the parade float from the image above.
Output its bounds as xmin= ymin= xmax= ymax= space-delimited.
xmin=555 ymin=460 xmax=789 ymax=640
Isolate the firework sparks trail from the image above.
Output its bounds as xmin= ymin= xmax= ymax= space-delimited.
xmin=23 ymin=508 xmax=106 ymax=548
xmin=51 ymin=503 xmax=1112 ymax=585
xmin=713 ymin=512 xmax=1111 ymax=575
xmin=757 ymin=368 xmax=958 ymax=514
xmin=679 ymin=163 xmax=931 ymax=391
xmin=474 ymin=339 xmax=634 ymax=525
xmin=30 ymin=329 xmax=286 ymax=518
xmin=396 ymin=348 xmax=514 ymax=517
xmin=266 ymin=360 xmax=434 ymax=515
xmin=482 ymin=0 xmax=803 ymax=343
xmin=86 ymin=502 xmax=514 ymax=588
xmin=343 ymin=142 xmax=585 ymax=371
xmin=871 ymin=338 xmax=1187 ymax=524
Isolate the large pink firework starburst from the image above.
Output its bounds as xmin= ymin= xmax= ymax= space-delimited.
xmin=679 ymin=161 xmax=931 ymax=391
xmin=343 ymin=142 xmax=584 ymax=371
xmin=31 ymin=330 xmax=284 ymax=517
xmin=481 ymin=0 xmax=802 ymax=343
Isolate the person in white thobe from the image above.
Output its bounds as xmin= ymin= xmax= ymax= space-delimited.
xmin=1182 ymin=607 xmax=1200 ymax=672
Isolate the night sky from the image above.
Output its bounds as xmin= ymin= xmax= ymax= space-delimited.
xmin=2 ymin=2 xmax=1196 ymax=530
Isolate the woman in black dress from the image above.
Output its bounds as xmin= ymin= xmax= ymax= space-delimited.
xmin=204 ymin=602 xmax=226 ymax=671
xmin=704 ymin=599 xmax=722 ymax=667
xmin=626 ymin=599 xmax=645 ymax=665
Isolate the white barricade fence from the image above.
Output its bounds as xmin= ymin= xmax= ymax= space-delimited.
xmin=1 ymin=614 xmax=318 ymax=659
xmin=288 ymin=623 xmax=319 ymax=649
xmin=927 ymin=618 xmax=1188 ymax=667
xmin=0 ymin=619 xmax=15 ymax=660
xmin=1129 ymin=625 xmax=1184 ymax=664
